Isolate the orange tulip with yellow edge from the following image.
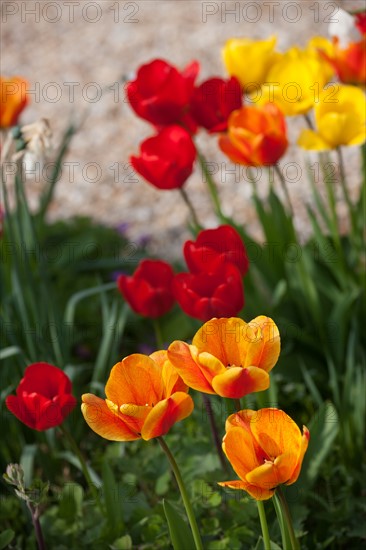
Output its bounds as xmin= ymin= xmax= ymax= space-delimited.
xmin=317 ymin=36 xmax=366 ymax=85
xmin=219 ymin=408 xmax=310 ymax=501
xmin=219 ymin=104 xmax=288 ymax=166
xmin=298 ymin=84 xmax=366 ymax=150
xmin=0 ymin=76 xmax=29 ymax=128
xmin=222 ymin=36 xmax=279 ymax=89
xmin=259 ymin=46 xmax=332 ymax=116
xmin=167 ymin=316 xmax=280 ymax=399
xmin=81 ymin=351 xmax=193 ymax=441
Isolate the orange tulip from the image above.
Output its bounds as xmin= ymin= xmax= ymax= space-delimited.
xmin=167 ymin=316 xmax=280 ymax=399
xmin=0 ymin=76 xmax=29 ymax=128
xmin=320 ymin=37 xmax=366 ymax=85
xmin=81 ymin=351 xmax=193 ymax=441
xmin=219 ymin=408 xmax=310 ymax=500
xmin=219 ymin=104 xmax=288 ymax=167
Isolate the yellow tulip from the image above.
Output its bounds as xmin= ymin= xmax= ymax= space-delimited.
xmin=258 ymin=46 xmax=332 ymax=116
xmin=298 ymin=85 xmax=366 ymax=150
xmin=222 ymin=36 xmax=278 ymax=89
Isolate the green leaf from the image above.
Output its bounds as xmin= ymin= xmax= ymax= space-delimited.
xmin=20 ymin=444 xmax=37 ymax=486
xmin=163 ymin=499 xmax=195 ymax=550
xmin=59 ymin=483 xmax=83 ymax=520
xmin=0 ymin=529 xmax=15 ymax=549
xmin=102 ymin=458 xmax=123 ymax=533
xmin=110 ymin=535 xmax=133 ymax=550
xmin=302 ymin=402 xmax=339 ymax=488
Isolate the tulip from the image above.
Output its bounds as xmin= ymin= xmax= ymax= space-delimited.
xmin=355 ymin=12 xmax=366 ymax=35
xmin=117 ymin=259 xmax=175 ymax=318
xmin=222 ymin=36 xmax=278 ymax=89
xmin=190 ymin=77 xmax=242 ymax=133
xmin=173 ymin=264 xmax=244 ymax=322
xmin=298 ymin=84 xmax=366 ymax=150
xmin=218 ymin=408 xmax=310 ymax=500
xmin=6 ymin=363 xmax=77 ymax=431
xmin=168 ymin=316 xmax=280 ymax=398
xmin=130 ymin=125 xmax=196 ymax=190
xmin=0 ymin=76 xmax=29 ymax=128
xmin=126 ymin=58 xmax=199 ymax=129
xmin=184 ymin=225 xmax=249 ymax=275
xmin=219 ymin=104 xmax=288 ymax=167
xmin=318 ymin=38 xmax=366 ymax=85
xmin=260 ymin=46 xmax=332 ymax=115
xmin=81 ymin=351 xmax=193 ymax=441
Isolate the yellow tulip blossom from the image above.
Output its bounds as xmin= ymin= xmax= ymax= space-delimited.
xmin=258 ymin=46 xmax=332 ymax=116
xmin=222 ymin=36 xmax=278 ymax=89
xmin=298 ymin=85 xmax=366 ymax=150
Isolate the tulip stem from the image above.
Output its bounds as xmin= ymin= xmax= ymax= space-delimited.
xmin=274 ymin=164 xmax=293 ymax=216
xmin=179 ymin=188 xmax=202 ymax=233
xmin=202 ymin=394 xmax=229 ymax=473
xmin=276 ymin=486 xmax=300 ymax=550
xmin=197 ymin=150 xmax=226 ymax=222
xmin=303 ymin=113 xmax=314 ymax=130
xmin=152 ymin=319 xmax=164 ymax=349
xmin=59 ymin=425 xmax=104 ymax=514
xmin=27 ymin=503 xmax=46 ymax=550
xmin=256 ymin=500 xmax=271 ymax=550
xmin=157 ymin=436 xmax=204 ymax=550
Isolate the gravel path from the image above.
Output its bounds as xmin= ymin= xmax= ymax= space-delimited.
xmin=2 ymin=0 xmax=362 ymax=259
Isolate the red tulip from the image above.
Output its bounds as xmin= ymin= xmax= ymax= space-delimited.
xmin=184 ymin=225 xmax=249 ymax=275
xmin=5 ymin=363 xmax=77 ymax=431
xmin=117 ymin=259 xmax=175 ymax=318
xmin=130 ymin=125 xmax=196 ymax=190
xmin=126 ymin=58 xmax=199 ymax=129
xmin=355 ymin=12 xmax=366 ymax=35
xmin=174 ymin=263 xmax=244 ymax=322
xmin=190 ymin=77 xmax=242 ymax=133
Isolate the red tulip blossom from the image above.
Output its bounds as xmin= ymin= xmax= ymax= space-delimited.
xmin=184 ymin=225 xmax=249 ymax=275
xmin=174 ymin=263 xmax=244 ymax=322
xmin=117 ymin=259 xmax=175 ymax=318
xmin=190 ymin=77 xmax=242 ymax=133
xmin=126 ymin=58 xmax=199 ymax=129
xmin=6 ymin=363 xmax=77 ymax=431
xmin=131 ymin=125 xmax=196 ymax=190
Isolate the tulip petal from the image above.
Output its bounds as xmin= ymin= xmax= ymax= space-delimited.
xmin=297 ymin=129 xmax=330 ymax=150
xmin=246 ymin=452 xmax=297 ymax=489
xmin=81 ymin=394 xmax=139 ymax=441
xmin=168 ymin=341 xmax=216 ymax=394
xmin=6 ymin=395 xmax=37 ymax=430
xmin=193 ymin=317 xmax=246 ymax=367
xmin=141 ymin=392 xmax=194 ymax=440
xmin=222 ymin=426 xmax=265 ymax=481
xmin=212 ymin=366 xmax=269 ymax=399
xmin=242 ymin=316 xmax=280 ymax=372
xmin=105 ymin=354 xmax=164 ymax=407
xmin=218 ymin=479 xmax=275 ymax=501
xmin=287 ymin=426 xmax=310 ymax=485
xmin=150 ymin=350 xmax=188 ymax=395
xmin=195 ymin=352 xmax=226 ymax=385
xmin=249 ymin=408 xmax=302 ymax=460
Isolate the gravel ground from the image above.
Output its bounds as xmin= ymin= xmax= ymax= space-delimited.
xmin=2 ymin=0 xmax=363 ymax=259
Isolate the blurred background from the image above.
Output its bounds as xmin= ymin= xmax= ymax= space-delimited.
xmin=2 ymin=0 xmax=361 ymax=258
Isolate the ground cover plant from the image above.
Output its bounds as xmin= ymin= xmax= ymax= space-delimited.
xmin=1 ymin=7 xmax=365 ymax=550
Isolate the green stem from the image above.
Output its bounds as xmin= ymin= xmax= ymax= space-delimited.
xmin=60 ymin=425 xmax=104 ymax=514
xmin=257 ymin=500 xmax=271 ymax=550
xmin=152 ymin=318 xmax=164 ymax=349
xmin=336 ymin=147 xmax=358 ymax=240
xmin=179 ymin=188 xmax=202 ymax=234
xmin=196 ymin=149 xmax=226 ymax=222
xmin=274 ymin=164 xmax=293 ymax=216
xmin=303 ymin=113 xmax=314 ymax=130
xmin=233 ymin=399 xmax=242 ymax=412
xmin=276 ymin=486 xmax=300 ymax=550
xmin=273 ymin=493 xmax=292 ymax=550
xmin=158 ymin=437 xmax=203 ymax=550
